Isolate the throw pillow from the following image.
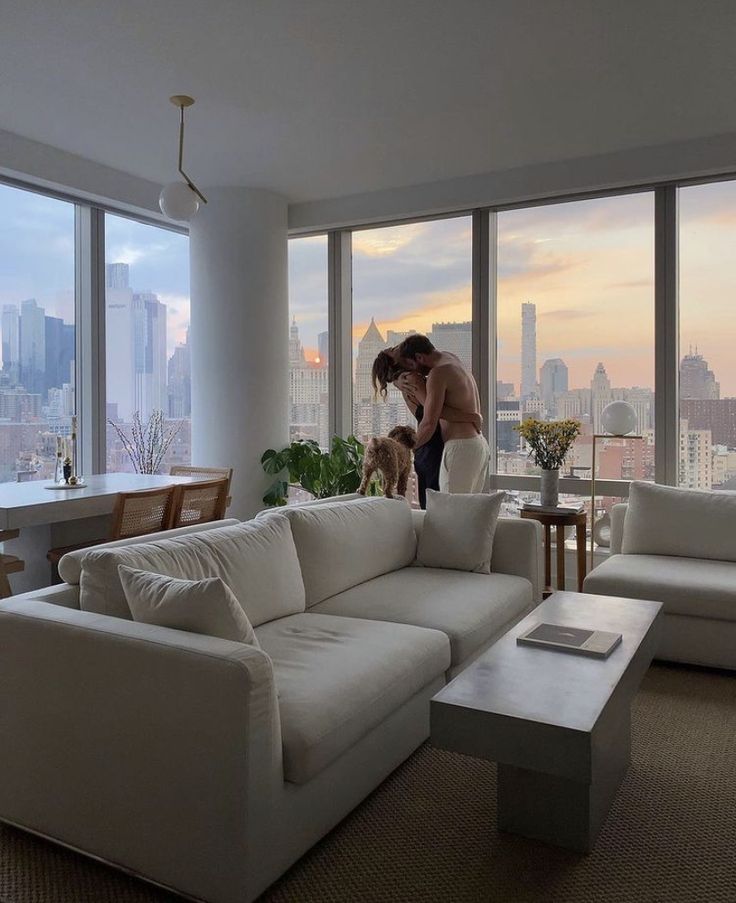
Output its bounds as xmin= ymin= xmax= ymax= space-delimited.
xmin=416 ymin=490 xmax=504 ymax=573
xmin=622 ymin=480 xmax=736 ymax=562
xmin=118 ymin=565 xmax=260 ymax=646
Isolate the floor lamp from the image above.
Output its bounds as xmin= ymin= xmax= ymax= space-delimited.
xmin=590 ymin=402 xmax=643 ymax=571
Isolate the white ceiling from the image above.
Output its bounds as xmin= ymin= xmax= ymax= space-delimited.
xmin=2 ymin=0 xmax=736 ymax=203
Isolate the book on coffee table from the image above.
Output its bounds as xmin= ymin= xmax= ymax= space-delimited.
xmin=517 ymin=622 xmax=622 ymax=658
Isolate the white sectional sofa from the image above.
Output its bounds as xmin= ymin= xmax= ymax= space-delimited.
xmin=0 ymin=496 xmax=542 ymax=903
xmin=584 ymin=481 xmax=736 ymax=670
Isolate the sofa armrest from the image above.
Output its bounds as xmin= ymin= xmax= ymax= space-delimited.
xmin=491 ymin=517 xmax=544 ymax=603
xmin=11 ymin=583 xmax=81 ymax=608
xmin=0 ymin=600 xmax=281 ymax=903
xmin=610 ymin=503 xmax=628 ymax=555
xmin=411 ymin=511 xmax=543 ymax=603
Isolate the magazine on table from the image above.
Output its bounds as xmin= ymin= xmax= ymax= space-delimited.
xmin=517 ymin=622 xmax=622 ymax=658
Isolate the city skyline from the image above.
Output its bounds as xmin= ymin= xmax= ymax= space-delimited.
xmin=289 ymin=182 xmax=736 ymax=395
xmin=0 ymin=186 xmax=190 ymax=359
xmin=288 ymin=304 xmax=729 ymax=403
xmin=0 ymin=185 xmax=189 ymax=480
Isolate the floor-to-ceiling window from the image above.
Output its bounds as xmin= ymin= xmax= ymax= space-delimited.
xmin=495 ymin=192 xmax=656 ymax=524
xmin=351 ymin=216 xmax=473 ymax=439
xmin=678 ymin=180 xmax=736 ymax=490
xmin=288 ymin=235 xmax=329 ymax=449
xmin=0 ymin=184 xmax=76 ymax=482
xmin=104 ymin=214 xmax=190 ymax=472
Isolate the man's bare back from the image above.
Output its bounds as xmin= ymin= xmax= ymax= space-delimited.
xmin=427 ymin=352 xmax=480 ymax=440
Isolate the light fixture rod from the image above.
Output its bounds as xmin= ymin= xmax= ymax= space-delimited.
xmin=172 ymin=96 xmax=207 ymax=205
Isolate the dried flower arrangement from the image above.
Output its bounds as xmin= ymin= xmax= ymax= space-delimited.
xmin=107 ymin=410 xmax=181 ymax=475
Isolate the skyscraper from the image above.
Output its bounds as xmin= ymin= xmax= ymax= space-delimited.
xmin=44 ymin=315 xmax=74 ymax=395
xmin=134 ymin=291 xmax=168 ymax=419
xmin=521 ymin=301 xmax=537 ymax=400
xmin=1 ymin=304 xmax=19 ymax=384
xmin=289 ymin=317 xmax=305 ymax=364
xmin=106 ymin=262 xmax=169 ymax=422
xmin=106 ymin=262 xmax=130 ymax=290
xmin=317 ymin=330 xmax=329 ymax=365
xmin=288 ymin=320 xmax=329 ymax=447
xmin=168 ymin=329 xmax=191 ymax=419
xmin=431 ymin=321 xmax=472 ymax=370
xmin=106 ymin=266 xmax=135 ymax=420
xmin=539 ymin=358 xmax=568 ymax=416
xmin=591 ymin=362 xmax=612 ymax=432
xmin=680 ymin=349 xmax=719 ymax=399
xmin=354 ymin=318 xmax=387 ymax=401
xmin=19 ymin=298 xmax=46 ymax=395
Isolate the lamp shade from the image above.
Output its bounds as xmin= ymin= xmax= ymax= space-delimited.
xmin=159 ymin=181 xmax=200 ymax=221
xmin=600 ymin=400 xmax=637 ymax=436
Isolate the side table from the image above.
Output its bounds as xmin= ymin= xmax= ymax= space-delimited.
xmin=520 ymin=509 xmax=587 ymax=594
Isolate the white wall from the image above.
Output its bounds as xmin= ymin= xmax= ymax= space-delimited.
xmin=189 ymin=188 xmax=289 ymax=519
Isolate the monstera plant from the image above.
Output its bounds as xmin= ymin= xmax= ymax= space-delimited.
xmin=261 ymin=435 xmax=378 ymax=506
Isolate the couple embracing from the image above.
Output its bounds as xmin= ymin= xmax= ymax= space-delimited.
xmin=371 ymin=334 xmax=490 ymax=508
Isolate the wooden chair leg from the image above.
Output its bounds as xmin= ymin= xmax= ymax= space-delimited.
xmin=0 ymin=567 xmax=13 ymax=599
xmin=556 ymin=525 xmax=566 ymax=590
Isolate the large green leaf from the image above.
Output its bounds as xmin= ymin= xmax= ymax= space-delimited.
xmin=261 ymin=448 xmax=288 ymax=475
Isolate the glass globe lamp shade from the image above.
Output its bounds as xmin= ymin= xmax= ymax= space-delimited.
xmin=600 ymin=400 xmax=637 ymax=436
xmin=159 ymin=182 xmax=200 ymax=221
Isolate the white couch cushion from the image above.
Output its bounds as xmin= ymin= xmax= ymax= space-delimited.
xmin=312 ymin=567 xmax=532 ymax=666
xmin=79 ymin=516 xmax=305 ymax=626
xmin=58 ymin=518 xmax=241 ymax=586
xmin=416 ymin=490 xmax=504 ymax=573
xmin=274 ymin=497 xmax=417 ymax=607
xmin=622 ymin=481 xmax=736 ymax=562
xmin=118 ymin=565 xmax=261 ymax=646
xmin=255 ymin=612 xmax=450 ymax=784
xmin=584 ymin=553 xmax=736 ymax=621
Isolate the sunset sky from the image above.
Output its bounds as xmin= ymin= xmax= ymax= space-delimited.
xmin=290 ymin=180 xmax=736 ymax=396
xmin=2 ymin=176 xmax=733 ymax=395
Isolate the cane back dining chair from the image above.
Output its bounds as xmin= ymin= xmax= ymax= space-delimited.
xmin=47 ymin=484 xmax=178 ymax=568
xmin=170 ymin=466 xmax=233 ymax=509
xmin=169 ymin=477 xmax=229 ymax=529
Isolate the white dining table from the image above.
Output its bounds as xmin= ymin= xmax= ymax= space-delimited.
xmin=0 ymin=473 xmax=206 ymax=592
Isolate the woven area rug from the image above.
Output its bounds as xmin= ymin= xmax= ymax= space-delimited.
xmin=0 ymin=663 xmax=733 ymax=903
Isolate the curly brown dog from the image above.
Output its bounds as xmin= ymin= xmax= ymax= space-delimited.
xmin=358 ymin=425 xmax=416 ymax=499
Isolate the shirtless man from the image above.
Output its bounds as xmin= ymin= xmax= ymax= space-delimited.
xmin=396 ymin=334 xmax=490 ymax=494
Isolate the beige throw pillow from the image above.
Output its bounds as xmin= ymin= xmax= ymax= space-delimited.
xmin=118 ymin=565 xmax=260 ymax=646
xmin=416 ymin=490 xmax=504 ymax=573
xmin=622 ymin=481 xmax=736 ymax=562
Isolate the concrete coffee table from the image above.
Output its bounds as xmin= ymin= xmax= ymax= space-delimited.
xmin=431 ymin=591 xmax=662 ymax=852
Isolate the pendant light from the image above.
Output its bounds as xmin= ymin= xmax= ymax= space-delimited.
xmin=159 ymin=95 xmax=208 ymax=221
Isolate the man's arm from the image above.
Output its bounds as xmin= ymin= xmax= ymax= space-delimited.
xmin=414 ymin=368 xmax=446 ymax=448
xmin=396 ymin=372 xmax=481 ymax=431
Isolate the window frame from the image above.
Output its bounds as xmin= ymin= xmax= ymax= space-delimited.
xmin=297 ymin=173 xmax=736 ymax=501
xmin=0 ymin=175 xmax=188 ymax=479
xmin=6 ymin=165 xmax=736 ymax=495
